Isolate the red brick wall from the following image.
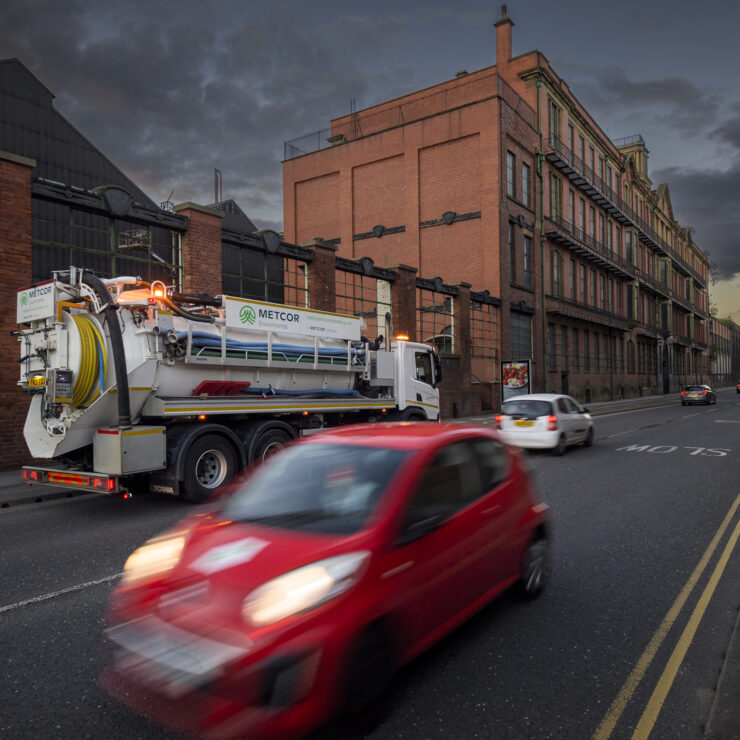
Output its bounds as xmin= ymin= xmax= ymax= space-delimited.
xmin=294 ymin=171 xmax=340 ymax=244
xmin=419 ymin=219 xmax=483 ymax=287
xmin=354 ymin=232 xmax=411 ymax=270
xmin=419 ymin=135 xmax=480 ymax=220
xmin=352 ymin=156 xmax=405 ymax=246
xmin=0 ymin=153 xmax=35 ymax=468
xmin=174 ymin=203 xmax=223 ymax=296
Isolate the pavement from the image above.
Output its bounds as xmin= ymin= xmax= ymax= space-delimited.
xmin=1 ymin=388 xmax=737 ymax=737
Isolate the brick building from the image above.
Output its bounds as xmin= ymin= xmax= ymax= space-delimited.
xmin=283 ymin=7 xmax=711 ymax=403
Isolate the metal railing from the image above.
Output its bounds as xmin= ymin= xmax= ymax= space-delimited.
xmin=545 ymin=136 xmax=706 ymax=286
xmin=545 ymin=214 xmax=638 ymax=279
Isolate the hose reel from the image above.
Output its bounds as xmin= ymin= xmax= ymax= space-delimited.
xmin=71 ymin=314 xmax=108 ymax=407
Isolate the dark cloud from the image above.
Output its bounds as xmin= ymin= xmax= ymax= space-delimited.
xmin=568 ymin=68 xmax=721 ymax=137
xmin=710 ymin=112 xmax=740 ymax=151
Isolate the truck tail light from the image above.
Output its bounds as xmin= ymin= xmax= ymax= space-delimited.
xmin=494 ymin=414 xmax=503 ymax=430
xmin=547 ymin=415 xmax=558 ymax=431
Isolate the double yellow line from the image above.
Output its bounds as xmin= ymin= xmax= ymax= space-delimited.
xmin=594 ymin=492 xmax=740 ymax=739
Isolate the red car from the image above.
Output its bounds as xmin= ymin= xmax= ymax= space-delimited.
xmin=101 ymin=423 xmax=549 ymax=739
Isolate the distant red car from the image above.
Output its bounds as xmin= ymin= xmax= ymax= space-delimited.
xmin=101 ymin=423 xmax=549 ymax=739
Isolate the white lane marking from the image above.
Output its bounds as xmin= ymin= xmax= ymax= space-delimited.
xmin=715 ymin=420 xmax=740 ymax=424
xmin=606 ymin=430 xmax=637 ymax=439
xmin=0 ymin=573 xmax=123 ymax=614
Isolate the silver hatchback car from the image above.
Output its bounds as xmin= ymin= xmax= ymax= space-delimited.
xmin=495 ymin=393 xmax=594 ymax=455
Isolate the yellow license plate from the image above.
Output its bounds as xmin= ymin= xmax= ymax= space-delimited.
xmin=28 ymin=376 xmax=46 ymax=388
xmin=515 ymin=420 xmax=534 ymax=427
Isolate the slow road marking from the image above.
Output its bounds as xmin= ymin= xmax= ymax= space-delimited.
xmin=593 ymin=492 xmax=740 ymax=739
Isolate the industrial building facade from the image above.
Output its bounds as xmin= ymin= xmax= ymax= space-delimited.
xmin=283 ymin=8 xmax=712 ymax=404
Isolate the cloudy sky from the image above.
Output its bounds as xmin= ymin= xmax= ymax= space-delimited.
xmin=1 ymin=0 xmax=738 ymax=319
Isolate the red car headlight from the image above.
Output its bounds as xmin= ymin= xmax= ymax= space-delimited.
xmin=242 ymin=551 xmax=370 ymax=627
xmin=120 ymin=531 xmax=189 ymax=587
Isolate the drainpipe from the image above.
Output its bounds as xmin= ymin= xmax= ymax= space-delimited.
xmin=536 ymin=74 xmax=547 ymax=393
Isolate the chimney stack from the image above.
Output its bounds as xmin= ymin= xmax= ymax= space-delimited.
xmin=494 ymin=4 xmax=514 ymax=68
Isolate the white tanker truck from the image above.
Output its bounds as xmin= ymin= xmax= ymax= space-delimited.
xmin=16 ymin=267 xmax=441 ymax=502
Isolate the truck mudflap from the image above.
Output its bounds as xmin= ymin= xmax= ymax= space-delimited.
xmin=148 ymin=472 xmax=180 ymax=496
xmin=22 ymin=466 xmax=120 ymax=493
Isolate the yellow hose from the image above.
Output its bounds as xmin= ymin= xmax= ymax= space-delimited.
xmin=71 ymin=314 xmax=108 ymax=407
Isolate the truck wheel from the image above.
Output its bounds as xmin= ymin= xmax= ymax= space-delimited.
xmin=249 ymin=426 xmax=293 ymax=465
xmin=181 ymin=434 xmax=237 ymax=503
xmin=400 ymin=408 xmax=427 ymax=421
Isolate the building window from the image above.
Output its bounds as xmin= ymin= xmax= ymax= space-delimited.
xmin=625 ymin=230 xmax=632 ymax=264
xmin=522 ymin=162 xmax=531 ymax=207
xmin=549 ymin=100 xmax=561 ymax=143
xmin=568 ymin=124 xmax=574 ymax=152
xmin=523 ymin=236 xmax=532 ymax=289
xmin=570 ymin=259 xmax=576 ymax=299
xmin=561 ymin=326 xmax=568 ymax=370
xmin=579 ymin=198 xmax=586 ymax=233
xmin=594 ymin=332 xmax=600 ymax=371
xmin=507 ymin=151 xmax=516 ymax=198
xmin=511 ymin=312 xmax=532 ymax=359
xmin=599 ymin=213 xmax=605 ymax=245
xmin=552 ymin=250 xmax=562 ymax=297
xmin=550 ymin=174 xmax=561 ymax=219
xmin=573 ymin=329 xmax=579 ymax=371
xmin=568 ymin=190 xmax=575 ymax=230
xmin=509 ymin=222 xmax=516 ymax=284
xmin=608 ymin=278 xmax=614 ymax=313
xmin=548 ymin=324 xmax=556 ymax=370
xmin=590 ymin=269 xmax=596 ymax=306
xmin=584 ymin=331 xmax=590 ymax=372
xmin=659 ymin=260 xmax=667 ymax=285
xmin=615 ymin=225 xmax=621 ymax=256
xmin=590 ymin=207 xmax=596 ymax=237
xmin=599 ymin=274 xmax=606 ymax=310
xmin=579 ymin=264 xmax=586 ymax=304
xmin=589 ymin=147 xmax=595 ymax=174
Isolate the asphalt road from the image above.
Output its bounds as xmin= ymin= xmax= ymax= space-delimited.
xmin=0 ymin=389 xmax=738 ymax=739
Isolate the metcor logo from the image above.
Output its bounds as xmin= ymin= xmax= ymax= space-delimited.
xmin=239 ymin=305 xmax=256 ymax=325
xmin=20 ymin=293 xmax=28 ymax=306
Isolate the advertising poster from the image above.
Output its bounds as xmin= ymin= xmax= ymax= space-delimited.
xmin=501 ymin=359 xmax=531 ymax=402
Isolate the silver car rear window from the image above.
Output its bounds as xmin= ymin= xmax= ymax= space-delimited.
xmin=501 ymin=400 xmax=553 ymax=417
